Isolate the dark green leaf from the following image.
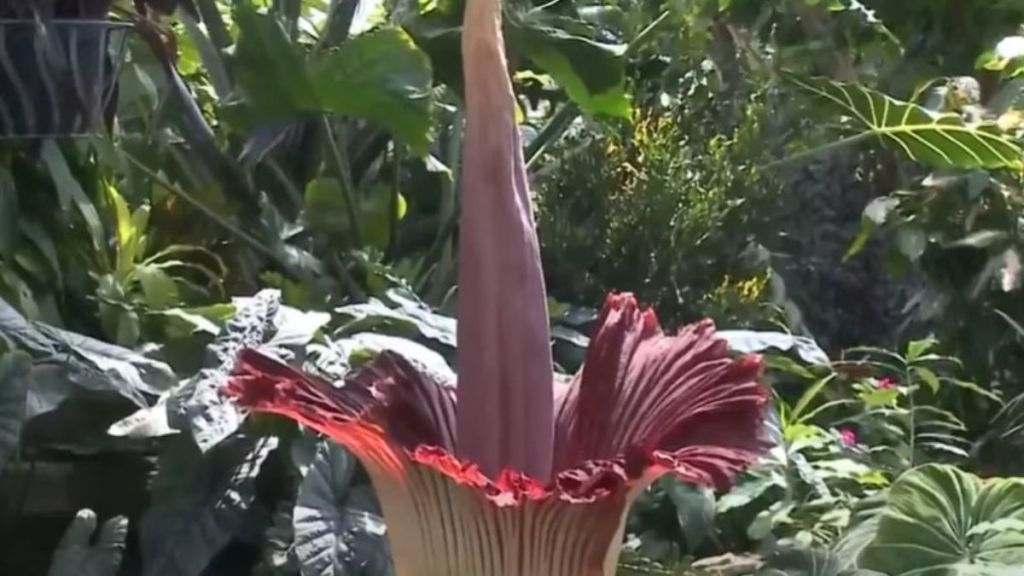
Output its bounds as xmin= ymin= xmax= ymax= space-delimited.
xmin=234 ymin=11 xmax=433 ymax=152
xmin=512 ymin=18 xmax=630 ymax=118
xmin=234 ymin=5 xmax=319 ymax=119
xmin=293 ymin=442 xmax=393 ymax=576
xmin=0 ymin=296 xmax=177 ymax=406
xmin=141 ymin=435 xmax=277 ymax=576
xmin=860 ymin=465 xmax=1024 ymax=575
xmin=310 ymin=29 xmax=434 ymax=154
xmin=40 ymin=141 xmax=106 ymax=252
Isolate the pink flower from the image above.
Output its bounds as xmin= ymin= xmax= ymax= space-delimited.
xmin=839 ymin=428 xmax=858 ymax=447
xmin=876 ymin=378 xmax=897 ymax=390
xmin=224 ymin=1 xmax=770 ymax=574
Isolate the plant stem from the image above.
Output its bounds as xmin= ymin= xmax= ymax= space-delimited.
xmin=386 ymin=144 xmax=403 ymax=260
xmin=525 ymin=102 xmax=578 ymax=169
xmin=321 ymin=115 xmax=363 ymax=247
xmin=624 ymin=10 xmax=670 ymax=58
xmin=906 ymin=365 xmax=916 ymax=468
xmin=760 ymin=132 xmax=875 ymax=171
xmin=123 ymin=152 xmax=301 ymax=280
xmin=194 ymin=0 xmax=231 ymax=51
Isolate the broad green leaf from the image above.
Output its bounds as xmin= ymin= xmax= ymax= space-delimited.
xmin=0 ymin=296 xmax=177 ymax=406
xmin=787 ymin=75 xmax=1024 ymax=170
xmin=718 ymin=474 xmax=780 ymax=513
xmin=305 ymin=178 xmax=352 ymax=238
xmin=293 ymin=442 xmax=393 ymax=576
xmin=310 ymin=29 xmax=434 ymax=154
xmin=18 ymin=219 xmax=63 ymax=287
xmin=757 ymin=547 xmax=881 ymax=576
xmin=511 ymin=18 xmax=630 ymax=118
xmin=141 ymin=435 xmax=277 ymax=576
xmin=233 ymin=6 xmax=320 ymax=119
xmin=334 ymin=289 xmax=456 ymax=348
xmin=234 ymin=9 xmax=433 ymax=153
xmin=859 ymin=464 xmax=1024 ymax=575
xmin=860 ymin=387 xmax=899 ymax=408
xmin=718 ymin=330 xmax=830 ymax=365
xmin=164 ymin=290 xmax=280 ymax=451
xmin=40 ymin=141 xmax=106 ymax=252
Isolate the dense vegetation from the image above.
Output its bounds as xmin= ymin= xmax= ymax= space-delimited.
xmin=4 ymin=0 xmax=1024 ymax=575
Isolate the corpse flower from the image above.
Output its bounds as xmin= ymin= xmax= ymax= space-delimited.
xmin=226 ymin=0 xmax=769 ymax=572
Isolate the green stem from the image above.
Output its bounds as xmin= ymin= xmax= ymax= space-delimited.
xmin=525 ymin=103 xmax=577 ymax=169
xmin=760 ymin=132 xmax=875 ymax=171
xmin=906 ymin=366 xmax=916 ymax=469
xmin=194 ymin=0 xmax=231 ymax=51
xmin=123 ymin=152 xmax=302 ymax=280
xmin=387 ymin=144 xmax=403 ymax=260
xmin=322 ymin=116 xmax=363 ymax=247
xmin=624 ymin=10 xmax=670 ymax=58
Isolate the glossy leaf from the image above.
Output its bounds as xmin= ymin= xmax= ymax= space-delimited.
xmin=788 ymin=75 xmax=1024 ymax=170
xmin=719 ymin=330 xmax=830 ymax=365
xmin=234 ymin=8 xmax=433 ymax=153
xmin=141 ymin=435 xmax=278 ymax=576
xmin=859 ymin=464 xmax=1024 ymax=575
xmin=293 ymin=442 xmax=393 ymax=576
xmin=0 ymin=296 xmax=177 ymax=407
xmin=511 ymin=17 xmax=630 ymax=118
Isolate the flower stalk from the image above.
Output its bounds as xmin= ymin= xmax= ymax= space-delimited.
xmin=226 ymin=0 xmax=770 ymax=573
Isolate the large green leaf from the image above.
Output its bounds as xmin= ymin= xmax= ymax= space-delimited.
xmin=141 ymin=435 xmax=277 ymax=576
xmin=310 ymin=29 xmax=434 ymax=154
xmin=718 ymin=330 xmax=830 ymax=365
xmin=233 ymin=7 xmax=433 ymax=153
xmin=859 ymin=464 xmax=1024 ymax=575
xmin=788 ymin=75 xmax=1024 ymax=170
xmin=111 ymin=290 xmax=327 ymax=447
xmin=510 ymin=17 xmax=630 ymax=118
xmin=333 ymin=288 xmax=455 ymax=349
xmin=0 ymin=296 xmax=177 ymax=407
xmin=293 ymin=442 xmax=393 ymax=576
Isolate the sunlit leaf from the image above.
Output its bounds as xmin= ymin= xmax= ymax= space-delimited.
xmin=860 ymin=465 xmax=1024 ymax=575
xmin=787 ymin=75 xmax=1024 ymax=170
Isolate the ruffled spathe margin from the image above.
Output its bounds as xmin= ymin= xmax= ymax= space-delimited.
xmin=227 ymin=292 xmax=767 ymax=505
xmin=227 ymin=293 xmax=767 ymax=576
